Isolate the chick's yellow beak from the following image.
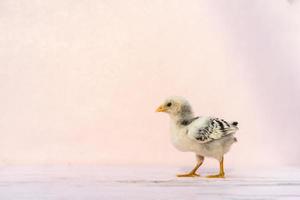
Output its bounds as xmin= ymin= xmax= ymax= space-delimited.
xmin=156 ymin=105 xmax=167 ymax=112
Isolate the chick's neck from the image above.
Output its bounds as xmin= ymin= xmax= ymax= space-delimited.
xmin=170 ymin=111 xmax=195 ymax=127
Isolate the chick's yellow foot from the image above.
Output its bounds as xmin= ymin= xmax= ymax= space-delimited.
xmin=206 ymin=173 xmax=225 ymax=178
xmin=206 ymin=157 xmax=225 ymax=178
xmin=177 ymin=173 xmax=200 ymax=177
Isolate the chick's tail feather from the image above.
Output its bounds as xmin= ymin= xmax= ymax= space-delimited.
xmin=231 ymin=121 xmax=238 ymax=126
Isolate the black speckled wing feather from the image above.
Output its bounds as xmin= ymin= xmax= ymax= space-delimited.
xmin=187 ymin=117 xmax=239 ymax=143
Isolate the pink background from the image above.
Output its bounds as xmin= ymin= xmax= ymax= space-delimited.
xmin=0 ymin=0 xmax=299 ymax=167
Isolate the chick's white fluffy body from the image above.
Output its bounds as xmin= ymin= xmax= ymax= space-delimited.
xmin=170 ymin=121 xmax=236 ymax=161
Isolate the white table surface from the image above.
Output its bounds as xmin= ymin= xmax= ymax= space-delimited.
xmin=0 ymin=165 xmax=299 ymax=200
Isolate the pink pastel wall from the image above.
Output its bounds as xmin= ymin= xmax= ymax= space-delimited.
xmin=0 ymin=0 xmax=299 ymax=167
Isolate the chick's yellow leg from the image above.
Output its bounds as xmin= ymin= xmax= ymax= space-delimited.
xmin=206 ymin=157 xmax=225 ymax=178
xmin=177 ymin=155 xmax=204 ymax=177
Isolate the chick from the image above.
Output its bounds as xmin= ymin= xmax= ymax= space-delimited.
xmin=156 ymin=96 xmax=238 ymax=178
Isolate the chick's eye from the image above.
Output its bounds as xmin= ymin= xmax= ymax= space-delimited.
xmin=166 ymin=102 xmax=172 ymax=107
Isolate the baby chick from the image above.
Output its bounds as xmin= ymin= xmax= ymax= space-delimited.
xmin=156 ymin=96 xmax=238 ymax=178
